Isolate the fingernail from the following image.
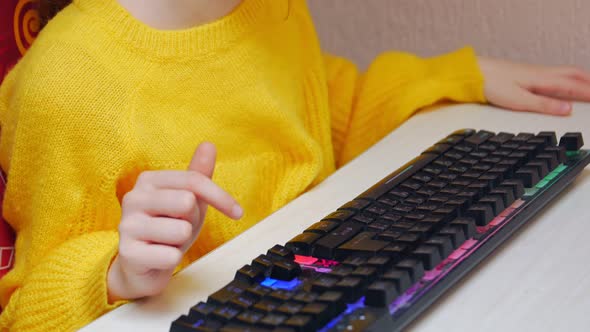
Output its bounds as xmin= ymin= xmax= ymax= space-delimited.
xmin=559 ymin=102 xmax=572 ymax=114
xmin=232 ymin=204 xmax=243 ymax=219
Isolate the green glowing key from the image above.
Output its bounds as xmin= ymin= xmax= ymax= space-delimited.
xmin=536 ymin=179 xmax=550 ymax=188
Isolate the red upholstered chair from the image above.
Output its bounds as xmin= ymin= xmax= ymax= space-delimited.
xmin=0 ymin=0 xmax=40 ymax=279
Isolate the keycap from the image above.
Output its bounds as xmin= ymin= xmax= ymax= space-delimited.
xmin=300 ymin=302 xmax=331 ymax=325
xmin=535 ymin=153 xmax=559 ymax=170
xmin=359 ymin=154 xmax=437 ymax=199
xmin=292 ymin=292 xmax=318 ymax=305
xmin=478 ymin=195 xmax=505 ymax=215
xmin=230 ymin=294 xmax=258 ymax=310
xmin=335 ymin=232 xmax=389 ymax=259
xmin=512 ymin=132 xmax=535 ymax=142
xmin=235 ymin=265 xmax=266 ymax=284
xmin=235 ymin=310 xmax=265 ymax=325
xmin=245 ymin=284 xmax=272 ymax=299
xmin=438 ymin=225 xmax=466 ymax=248
xmin=501 ymin=179 xmax=525 ymax=198
xmin=210 ymin=305 xmax=241 ymax=322
xmin=170 ymin=315 xmax=199 ymax=332
xmin=526 ymin=161 xmax=549 ymax=179
xmin=252 ymin=298 xmax=280 ymax=313
xmin=424 ymin=236 xmax=454 ymax=258
xmin=365 ymin=281 xmax=399 ymax=307
xmin=339 ymin=199 xmax=372 ymax=211
xmin=270 ymin=260 xmax=302 ymax=281
xmin=267 ymin=245 xmax=295 ymax=261
xmin=310 ymin=275 xmax=340 ymax=293
xmin=268 ymin=290 xmax=296 ymax=302
xmin=466 ymin=204 xmax=494 ymax=226
xmin=559 ymin=132 xmax=584 ymax=151
xmin=208 ymin=281 xmax=248 ymax=305
xmin=350 ymin=266 xmax=378 ymax=284
xmin=341 ymin=256 xmax=368 ymax=268
xmin=251 ymin=255 xmax=274 ymax=273
xmin=220 ymin=323 xmax=268 ymax=332
xmin=515 ymin=167 xmax=540 ymax=187
xmin=258 ymin=313 xmax=288 ymax=328
xmin=282 ymin=315 xmax=315 ymax=332
xmin=303 ymin=220 xmax=339 ymax=235
xmin=317 ymin=291 xmax=346 ymax=317
xmin=489 ymin=187 xmax=516 ymax=207
xmin=450 ymin=217 xmax=477 ymax=238
xmin=366 ymin=256 xmax=393 ymax=273
xmin=412 ymin=245 xmax=442 ymax=270
xmin=537 ymin=131 xmax=558 ymax=146
xmin=544 ymin=146 xmax=567 ymax=164
xmin=380 ymin=268 xmax=412 ymax=293
xmin=365 ymin=204 xmax=388 ymax=215
xmin=334 ymin=277 xmax=365 ymax=302
xmin=189 ymin=302 xmax=217 ymax=321
xmin=276 ymin=302 xmax=304 ymax=316
xmin=286 ymin=233 xmax=321 ymax=256
xmin=464 ymin=130 xmax=495 ymax=147
xmin=489 ymin=132 xmax=514 ymax=145
xmin=312 ymin=221 xmax=363 ymax=259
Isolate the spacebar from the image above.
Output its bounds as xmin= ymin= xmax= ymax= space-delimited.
xmin=357 ymin=153 xmax=437 ymax=200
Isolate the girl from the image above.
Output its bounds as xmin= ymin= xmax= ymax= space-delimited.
xmin=1 ymin=0 xmax=590 ymax=331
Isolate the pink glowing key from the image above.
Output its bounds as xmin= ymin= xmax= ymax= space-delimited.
xmin=490 ymin=216 xmax=506 ymax=226
xmin=449 ymin=248 xmax=467 ymax=260
xmin=499 ymin=208 xmax=515 ymax=218
xmin=294 ymin=255 xmax=317 ymax=265
xmin=461 ymin=239 xmax=478 ymax=250
xmin=512 ymin=199 xmax=525 ymax=209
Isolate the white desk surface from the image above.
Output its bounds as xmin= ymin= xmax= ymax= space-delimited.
xmin=82 ymin=103 xmax=590 ymax=332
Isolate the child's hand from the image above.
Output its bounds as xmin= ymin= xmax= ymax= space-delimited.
xmin=107 ymin=142 xmax=243 ymax=302
xmin=478 ymin=56 xmax=590 ymax=115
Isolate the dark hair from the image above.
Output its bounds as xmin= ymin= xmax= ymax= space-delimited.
xmin=38 ymin=0 xmax=72 ymax=28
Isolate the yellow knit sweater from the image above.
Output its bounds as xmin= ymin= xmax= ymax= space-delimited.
xmin=0 ymin=0 xmax=485 ymax=330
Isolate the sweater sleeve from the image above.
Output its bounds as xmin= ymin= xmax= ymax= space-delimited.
xmin=324 ymin=46 xmax=486 ymax=167
xmin=0 ymin=64 xmax=127 ymax=331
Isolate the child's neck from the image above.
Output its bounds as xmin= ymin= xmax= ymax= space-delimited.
xmin=117 ymin=0 xmax=243 ymax=30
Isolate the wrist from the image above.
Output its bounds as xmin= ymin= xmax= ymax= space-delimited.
xmin=107 ymin=255 xmax=129 ymax=303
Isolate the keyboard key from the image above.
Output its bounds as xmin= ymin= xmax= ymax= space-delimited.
xmin=464 ymin=130 xmax=494 ymax=147
xmin=512 ymin=132 xmax=535 ymax=142
xmin=537 ymin=131 xmax=558 ymax=146
xmin=412 ymin=245 xmax=442 ymax=270
xmin=501 ymin=179 xmax=525 ymax=198
xmin=304 ymin=221 xmax=339 ymax=236
xmin=300 ymin=302 xmax=331 ymax=325
xmin=312 ymin=221 xmax=364 ymax=259
xmin=350 ymin=266 xmax=378 ymax=284
xmin=335 ymin=232 xmax=389 ymax=259
xmin=544 ymin=146 xmax=567 ymax=164
xmin=286 ymin=233 xmax=321 ymax=256
xmin=424 ymin=236 xmax=453 ymax=258
xmin=268 ymin=290 xmax=296 ymax=302
xmin=424 ymin=143 xmax=452 ymax=155
xmin=375 ymin=230 xmax=403 ymax=242
xmin=335 ymin=277 xmax=365 ymax=302
xmin=489 ymin=132 xmax=514 ymax=145
xmin=377 ymin=197 xmax=398 ymax=206
xmin=450 ymin=217 xmax=477 ymax=239
xmin=526 ymin=160 xmax=549 ymax=179
xmin=359 ymin=154 xmax=437 ymax=200
xmin=259 ymin=313 xmax=288 ymax=328
xmin=170 ymin=315 xmax=199 ymax=332
xmin=267 ymin=245 xmax=295 ymax=261
xmin=322 ymin=209 xmax=355 ymax=223
xmin=395 ymin=259 xmax=425 ymax=283
xmin=230 ymin=294 xmax=258 ymax=310
xmin=379 ymin=212 xmax=403 ymax=223
xmin=559 ymin=132 xmax=584 ymax=150
xmin=276 ymin=302 xmax=304 ymax=316
xmin=378 ymin=243 xmax=408 ymax=260
xmin=235 ymin=310 xmax=265 ymax=325
xmin=365 ymin=281 xmax=399 ymax=307
xmin=381 ymin=268 xmax=412 ymax=293
xmin=328 ymin=265 xmax=354 ymax=278
xmin=339 ymin=199 xmax=372 ymax=211
xmin=438 ymin=225 xmax=466 ymax=248
xmin=535 ymin=153 xmax=559 ymax=170
xmin=479 ymin=195 xmax=505 ymax=215
xmin=317 ymin=291 xmax=346 ymax=317
xmin=235 ymin=265 xmax=266 ymax=284
xmin=208 ymin=281 xmax=248 ymax=305
xmin=342 ymin=256 xmax=368 ymax=268
xmin=466 ymin=204 xmax=494 ymax=226
xmin=489 ymin=187 xmax=516 ymax=207
xmin=189 ymin=302 xmax=217 ymax=321
xmin=367 ymin=221 xmax=390 ymax=232
xmin=210 ymin=305 xmax=241 ymax=322
xmin=351 ymin=214 xmax=375 ymax=225
xmin=515 ymin=167 xmax=540 ymax=187
xmin=252 ymin=298 xmax=281 ymax=313
xmin=292 ymin=292 xmax=318 ymax=305
xmin=245 ymin=284 xmax=272 ymax=299
xmin=270 ymin=260 xmax=302 ymax=281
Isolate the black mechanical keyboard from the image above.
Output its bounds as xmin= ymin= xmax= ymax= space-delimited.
xmin=170 ymin=129 xmax=589 ymax=332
